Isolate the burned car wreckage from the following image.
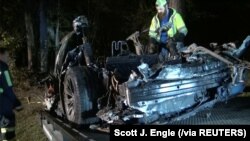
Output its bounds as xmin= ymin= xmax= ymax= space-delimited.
xmin=41 ymin=26 xmax=250 ymax=127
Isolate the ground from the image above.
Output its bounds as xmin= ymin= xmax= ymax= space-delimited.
xmin=14 ymin=86 xmax=47 ymax=141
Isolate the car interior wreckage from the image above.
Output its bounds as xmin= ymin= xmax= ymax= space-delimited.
xmin=40 ymin=28 xmax=250 ymax=132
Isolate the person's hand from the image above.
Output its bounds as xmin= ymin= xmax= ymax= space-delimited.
xmin=166 ymin=38 xmax=175 ymax=49
xmin=14 ymin=99 xmax=23 ymax=111
xmin=157 ymin=23 xmax=172 ymax=35
xmin=148 ymin=38 xmax=157 ymax=54
xmin=172 ymin=32 xmax=186 ymax=42
xmin=167 ymin=38 xmax=179 ymax=59
xmin=156 ymin=27 xmax=163 ymax=35
xmin=148 ymin=43 xmax=155 ymax=54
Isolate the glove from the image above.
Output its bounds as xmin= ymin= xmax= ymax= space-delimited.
xmin=148 ymin=38 xmax=158 ymax=54
xmin=157 ymin=22 xmax=173 ymax=35
xmin=167 ymin=38 xmax=179 ymax=58
xmin=166 ymin=38 xmax=175 ymax=49
xmin=155 ymin=27 xmax=162 ymax=36
xmin=14 ymin=98 xmax=23 ymax=111
xmin=172 ymin=32 xmax=185 ymax=42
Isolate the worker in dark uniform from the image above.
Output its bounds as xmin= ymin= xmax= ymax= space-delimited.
xmin=0 ymin=47 xmax=22 ymax=141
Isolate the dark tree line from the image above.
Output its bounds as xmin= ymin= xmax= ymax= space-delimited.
xmin=1 ymin=0 xmax=250 ymax=73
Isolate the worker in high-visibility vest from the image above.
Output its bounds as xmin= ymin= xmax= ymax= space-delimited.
xmin=0 ymin=46 xmax=22 ymax=141
xmin=148 ymin=0 xmax=188 ymax=61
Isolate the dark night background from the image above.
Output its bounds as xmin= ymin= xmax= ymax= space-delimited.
xmin=185 ymin=0 xmax=250 ymax=46
xmin=60 ymin=0 xmax=250 ymax=55
xmin=1 ymin=0 xmax=250 ymax=70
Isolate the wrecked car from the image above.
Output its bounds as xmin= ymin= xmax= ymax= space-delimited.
xmin=41 ymin=29 xmax=250 ymax=127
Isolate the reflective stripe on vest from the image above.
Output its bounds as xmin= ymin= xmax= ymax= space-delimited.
xmin=0 ymin=88 xmax=3 ymax=94
xmin=1 ymin=127 xmax=15 ymax=133
xmin=1 ymin=127 xmax=15 ymax=141
xmin=4 ymin=71 xmax=12 ymax=87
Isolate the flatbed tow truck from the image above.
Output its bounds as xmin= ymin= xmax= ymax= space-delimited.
xmin=38 ymin=21 xmax=250 ymax=140
xmin=40 ymin=110 xmax=110 ymax=141
xmin=40 ymin=96 xmax=250 ymax=141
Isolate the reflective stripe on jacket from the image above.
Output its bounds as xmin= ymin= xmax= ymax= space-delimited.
xmin=0 ymin=88 xmax=3 ymax=94
xmin=0 ymin=60 xmax=21 ymax=115
xmin=0 ymin=70 xmax=13 ymax=92
xmin=1 ymin=127 xmax=15 ymax=133
xmin=149 ymin=8 xmax=188 ymax=42
xmin=0 ymin=127 xmax=15 ymax=141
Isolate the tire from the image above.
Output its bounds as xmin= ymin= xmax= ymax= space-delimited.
xmin=63 ymin=66 xmax=100 ymax=125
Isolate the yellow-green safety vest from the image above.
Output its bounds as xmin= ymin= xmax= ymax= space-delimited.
xmin=149 ymin=8 xmax=188 ymax=42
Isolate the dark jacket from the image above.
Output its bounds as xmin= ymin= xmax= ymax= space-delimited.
xmin=0 ymin=60 xmax=21 ymax=127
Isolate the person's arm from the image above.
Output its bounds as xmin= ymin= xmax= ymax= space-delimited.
xmin=2 ymin=68 xmax=22 ymax=110
xmin=173 ymin=13 xmax=188 ymax=42
xmin=149 ymin=17 xmax=159 ymax=41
